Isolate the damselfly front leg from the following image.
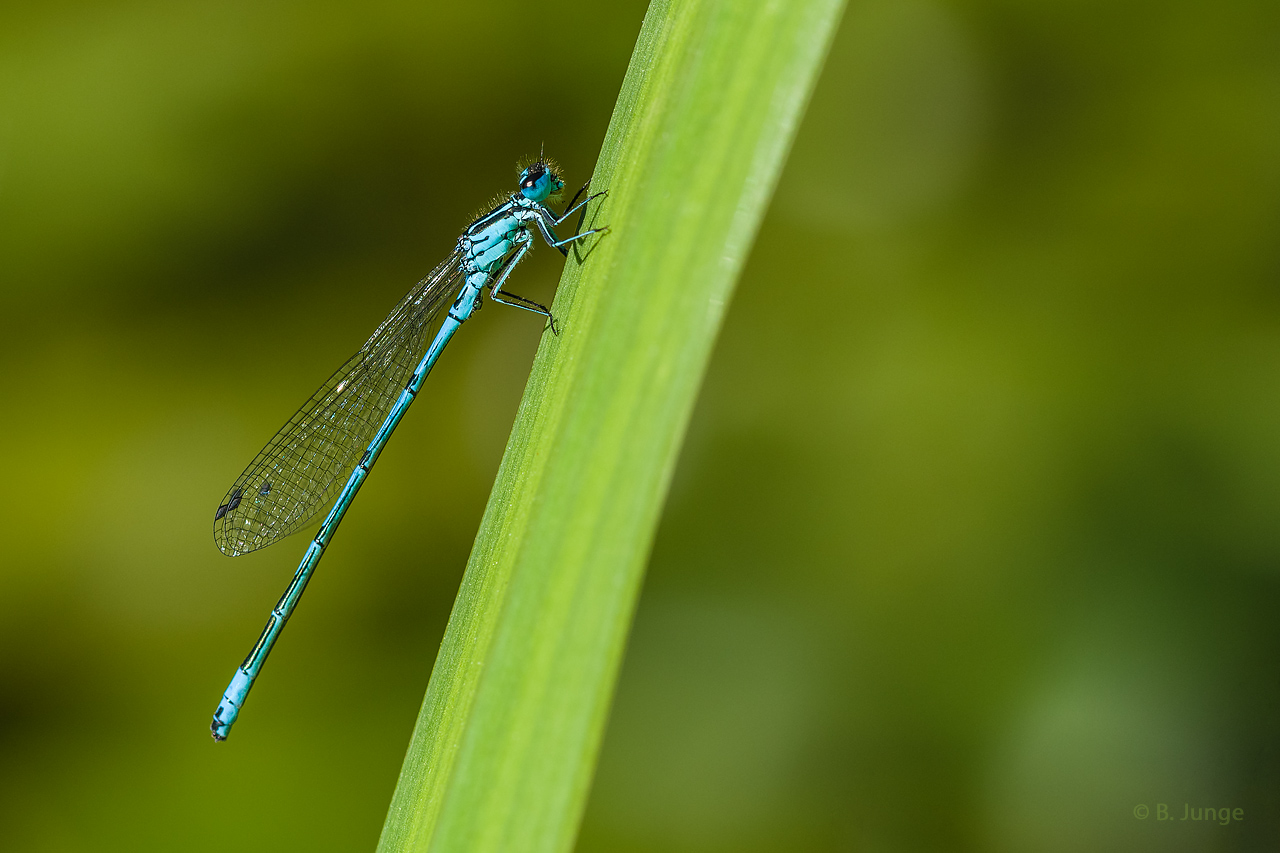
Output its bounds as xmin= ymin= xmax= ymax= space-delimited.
xmin=535 ymin=185 xmax=609 ymax=257
xmin=549 ymin=184 xmax=608 ymax=226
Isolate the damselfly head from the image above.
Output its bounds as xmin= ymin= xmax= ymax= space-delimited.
xmin=517 ymin=159 xmax=563 ymax=203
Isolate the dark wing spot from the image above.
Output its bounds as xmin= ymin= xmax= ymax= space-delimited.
xmin=217 ymin=487 xmax=244 ymax=520
xmin=259 ymin=481 xmax=272 ymax=496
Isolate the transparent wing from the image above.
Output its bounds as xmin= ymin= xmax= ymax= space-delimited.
xmin=214 ymin=251 xmax=466 ymax=556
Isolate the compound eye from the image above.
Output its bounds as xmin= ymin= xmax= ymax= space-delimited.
xmin=521 ymin=167 xmax=546 ymax=190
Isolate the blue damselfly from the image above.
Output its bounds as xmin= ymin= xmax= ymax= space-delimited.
xmin=210 ymin=158 xmax=605 ymax=740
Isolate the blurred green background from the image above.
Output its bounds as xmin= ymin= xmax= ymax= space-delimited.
xmin=1 ymin=0 xmax=1278 ymax=850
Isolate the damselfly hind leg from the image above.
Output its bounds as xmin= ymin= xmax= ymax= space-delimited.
xmin=491 ymin=287 xmax=559 ymax=336
xmin=485 ymin=242 xmax=559 ymax=335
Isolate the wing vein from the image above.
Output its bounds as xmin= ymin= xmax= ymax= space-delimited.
xmin=214 ymin=251 xmax=466 ymax=556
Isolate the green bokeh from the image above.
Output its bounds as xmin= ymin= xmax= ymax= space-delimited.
xmin=1 ymin=1 xmax=1277 ymax=851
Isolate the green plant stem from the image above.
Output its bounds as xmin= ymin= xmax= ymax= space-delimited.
xmin=376 ymin=1 xmax=845 ymax=850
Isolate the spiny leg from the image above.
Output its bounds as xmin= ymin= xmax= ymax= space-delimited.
xmin=551 ymin=187 xmax=608 ymax=226
xmin=535 ymin=185 xmax=609 ymax=257
xmin=558 ymin=182 xmax=589 ymax=218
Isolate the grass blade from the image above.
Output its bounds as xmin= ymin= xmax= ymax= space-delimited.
xmin=377 ymin=1 xmax=845 ymax=850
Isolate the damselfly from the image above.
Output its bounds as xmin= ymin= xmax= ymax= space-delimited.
xmin=209 ymin=158 xmax=606 ymax=740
